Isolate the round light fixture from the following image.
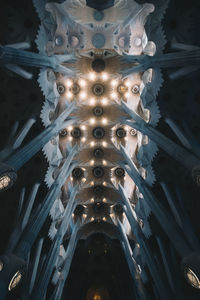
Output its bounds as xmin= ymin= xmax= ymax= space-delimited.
xmin=115 ymin=168 xmax=125 ymax=177
xmin=71 ymin=83 xmax=80 ymax=95
xmin=8 ymin=271 xmax=22 ymax=291
xmin=93 ymin=148 xmax=104 ymax=158
xmin=57 ymin=83 xmax=65 ymax=95
xmin=71 ymin=127 xmax=81 ymax=138
xmin=59 ymin=129 xmax=68 ymax=137
xmin=132 ymin=84 xmax=140 ymax=94
xmin=117 ymin=84 xmax=128 ymax=94
xmin=93 ymin=106 xmax=104 ymax=117
xmin=0 ymin=164 xmax=17 ymax=192
xmin=184 ymin=267 xmax=200 ymax=289
xmin=93 ymin=127 xmax=105 ymax=139
xmin=93 ymin=167 xmax=105 ymax=178
xmin=92 ymin=84 xmax=105 ymax=96
xmin=116 ymin=128 xmax=126 ymax=138
xmin=72 ymin=168 xmax=84 ymax=179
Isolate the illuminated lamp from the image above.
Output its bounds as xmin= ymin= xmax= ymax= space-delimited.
xmin=181 ymin=252 xmax=200 ymax=289
xmin=0 ymin=254 xmax=26 ymax=295
xmin=0 ymin=163 xmax=17 ymax=192
xmin=116 ymin=128 xmax=126 ymax=138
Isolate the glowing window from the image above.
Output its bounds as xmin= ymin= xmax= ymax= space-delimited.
xmin=93 ymin=293 xmax=101 ymax=300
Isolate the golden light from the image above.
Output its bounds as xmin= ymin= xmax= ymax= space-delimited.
xmin=118 ymin=84 xmax=128 ymax=94
xmin=91 ymin=217 xmax=95 ymax=221
xmin=90 ymin=181 xmax=94 ymax=186
xmin=111 ymin=92 xmax=117 ymax=99
xmin=102 ymin=98 xmax=108 ymax=105
xmin=81 ymin=137 xmax=86 ymax=143
xmin=68 ymin=136 xmax=73 ymax=141
xmin=68 ymin=126 xmax=73 ymax=131
xmin=103 ymin=217 xmax=106 ymax=221
xmin=90 ymin=198 xmax=95 ymax=203
xmin=66 ymin=92 xmax=73 ymax=99
xmin=102 ymin=118 xmax=108 ymax=125
xmin=79 ymin=79 xmax=86 ymax=87
xmin=80 ymin=125 xmax=86 ymax=130
xmin=125 ymin=92 xmax=131 ymax=98
xmin=8 ymin=271 xmax=22 ymax=291
xmin=90 ymin=118 xmax=96 ymax=125
xmin=0 ymin=175 xmax=11 ymax=190
xmin=184 ymin=268 xmax=200 ymax=289
xmin=90 ymin=160 xmax=95 ymax=166
xmin=90 ymin=98 xmax=96 ymax=105
xmin=82 ymin=177 xmax=87 ymax=183
xmin=90 ymin=141 xmax=95 ymax=147
xmin=89 ymin=72 xmax=96 ymax=81
xmin=102 ymin=141 xmax=107 ymax=147
xmin=103 ymin=181 xmax=107 ymax=186
xmin=93 ymin=293 xmax=101 ymax=300
xmin=103 ymin=198 xmax=107 ymax=203
xmin=101 ymin=72 xmax=108 ymax=81
xmin=103 ymin=160 xmax=107 ymax=166
xmin=124 ymin=79 xmax=131 ymax=87
xmin=80 ymin=92 xmax=87 ymax=100
xmin=111 ymin=79 xmax=118 ymax=87
xmin=66 ymin=79 xmax=73 ymax=87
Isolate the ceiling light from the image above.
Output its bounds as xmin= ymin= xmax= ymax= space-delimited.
xmin=66 ymin=79 xmax=73 ymax=87
xmin=101 ymin=72 xmax=108 ymax=80
xmin=90 ymin=118 xmax=96 ymax=125
xmin=80 ymin=92 xmax=86 ymax=100
xmin=66 ymin=92 xmax=73 ymax=99
xmin=79 ymin=79 xmax=86 ymax=87
xmin=89 ymin=72 xmax=96 ymax=81
xmin=102 ymin=98 xmax=108 ymax=105
xmin=90 ymin=98 xmax=96 ymax=105
xmin=111 ymin=79 xmax=118 ymax=87
xmin=102 ymin=118 xmax=108 ymax=125
xmin=184 ymin=267 xmax=200 ymax=289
